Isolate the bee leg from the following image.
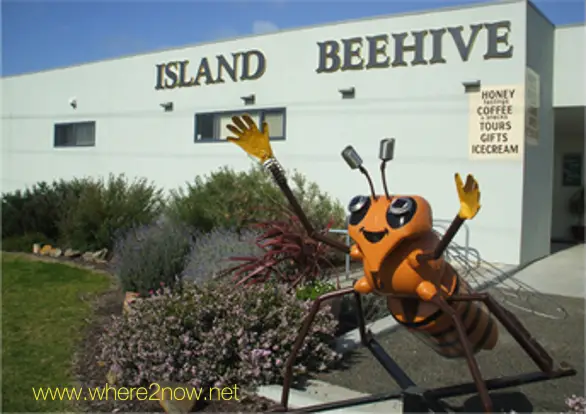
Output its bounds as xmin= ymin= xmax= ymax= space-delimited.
xmin=280 ymin=287 xmax=356 ymax=410
xmin=430 ymin=294 xmax=494 ymax=414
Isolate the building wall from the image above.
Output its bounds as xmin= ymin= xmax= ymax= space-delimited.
xmin=553 ymin=25 xmax=586 ymax=107
xmin=520 ymin=4 xmax=555 ymax=265
xmin=1 ymin=1 xmax=528 ymax=264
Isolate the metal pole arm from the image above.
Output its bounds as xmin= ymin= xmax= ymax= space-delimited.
xmin=263 ymin=158 xmax=350 ymax=254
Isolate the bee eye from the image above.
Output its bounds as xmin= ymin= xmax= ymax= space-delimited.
xmin=386 ymin=197 xmax=417 ymax=229
xmin=348 ymin=195 xmax=370 ymax=225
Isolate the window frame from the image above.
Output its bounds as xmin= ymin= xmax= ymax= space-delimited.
xmin=194 ymin=107 xmax=287 ymax=143
xmin=53 ymin=121 xmax=97 ymax=148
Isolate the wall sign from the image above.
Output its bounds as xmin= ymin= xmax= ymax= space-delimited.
xmin=525 ymin=67 xmax=540 ymax=145
xmin=563 ymin=154 xmax=583 ymax=187
xmin=155 ymin=50 xmax=266 ymax=90
xmin=468 ymin=85 xmax=524 ymax=160
xmin=316 ymin=20 xmax=513 ymax=73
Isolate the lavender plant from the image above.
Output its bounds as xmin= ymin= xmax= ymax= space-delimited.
xmin=111 ymin=219 xmax=194 ymax=295
xmin=99 ymin=282 xmax=340 ymax=391
xmin=182 ymin=228 xmax=263 ymax=284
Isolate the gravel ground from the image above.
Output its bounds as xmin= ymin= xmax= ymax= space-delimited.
xmin=315 ymin=288 xmax=585 ymax=412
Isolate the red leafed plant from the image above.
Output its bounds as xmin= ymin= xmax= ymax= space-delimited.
xmin=226 ymin=215 xmax=339 ymax=289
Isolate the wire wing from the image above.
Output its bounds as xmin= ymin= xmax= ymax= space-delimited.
xmin=432 ymin=226 xmax=568 ymax=321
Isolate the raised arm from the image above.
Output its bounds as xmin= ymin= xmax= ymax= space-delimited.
xmin=226 ymin=115 xmax=350 ymax=254
xmin=420 ymin=173 xmax=481 ymax=262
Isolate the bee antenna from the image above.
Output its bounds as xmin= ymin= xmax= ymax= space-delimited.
xmin=379 ymin=138 xmax=395 ymax=200
xmin=360 ymin=166 xmax=377 ymax=199
xmin=341 ymin=145 xmax=377 ymax=199
xmin=380 ymin=163 xmax=390 ymax=200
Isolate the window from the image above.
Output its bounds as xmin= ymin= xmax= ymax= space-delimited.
xmin=54 ymin=121 xmax=96 ymax=147
xmin=195 ymin=108 xmax=286 ymax=142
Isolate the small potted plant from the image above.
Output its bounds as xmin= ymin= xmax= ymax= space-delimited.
xmin=569 ymin=187 xmax=585 ymax=243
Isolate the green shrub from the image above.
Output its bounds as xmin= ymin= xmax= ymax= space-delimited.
xmin=167 ymin=166 xmax=280 ymax=232
xmin=111 ymin=218 xmax=194 ymax=295
xmin=1 ymin=233 xmax=53 ymax=253
xmin=1 ymin=179 xmax=88 ymax=244
xmin=296 ymin=280 xmax=338 ymax=301
xmin=289 ymin=173 xmax=346 ymax=231
xmin=99 ymin=282 xmax=340 ymax=390
xmin=167 ymin=166 xmax=346 ymax=233
xmin=59 ymin=174 xmax=164 ymax=251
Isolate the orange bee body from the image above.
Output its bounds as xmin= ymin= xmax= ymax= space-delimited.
xmin=346 ymin=193 xmax=498 ymax=358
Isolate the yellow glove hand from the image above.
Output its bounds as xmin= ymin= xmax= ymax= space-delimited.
xmin=226 ymin=114 xmax=274 ymax=163
xmin=455 ymin=173 xmax=481 ymax=220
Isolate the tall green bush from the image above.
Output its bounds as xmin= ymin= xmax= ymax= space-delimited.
xmin=167 ymin=166 xmax=346 ymax=233
xmin=288 ymin=173 xmax=346 ymax=230
xmin=58 ymin=174 xmax=164 ymax=251
xmin=167 ymin=166 xmax=279 ymax=232
xmin=1 ymin=179 xmax=89 ymax=243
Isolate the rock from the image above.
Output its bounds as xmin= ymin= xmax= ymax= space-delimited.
xmin=39 ymin=244 xmax=53 ymax=256
xmin=106 ymin=365 xmax=121 ymax=386
xmin=64 ymin=248 xmax=81 ymax=258
xmin=92 ymin=248 xmax=108 ymax=261
xmin=155 ymin=381 xmax=199 ymax=413
xmin=49 ymin=248 xmax=63 ymax=258
xmin=82 ymin=252 xmax=95 ymax=262
xmin=123 ymin=292 xmax=140 ymax=314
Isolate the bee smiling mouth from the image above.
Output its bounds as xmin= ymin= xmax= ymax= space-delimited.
xmin=361 ymin=228 xmax=389 ymax=243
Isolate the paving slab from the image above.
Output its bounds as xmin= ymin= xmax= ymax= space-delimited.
xmin=258 ymin=380 xmax=402 ymax=413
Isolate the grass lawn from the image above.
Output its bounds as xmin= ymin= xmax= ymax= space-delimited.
xmin=2 ymin=253 xmax=112 ymax=413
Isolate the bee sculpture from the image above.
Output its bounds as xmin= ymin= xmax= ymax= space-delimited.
xmin=226 ymin=114 xmax=575 ymax=413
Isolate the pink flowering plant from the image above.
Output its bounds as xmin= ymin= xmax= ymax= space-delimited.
xmin=99 ymin=281 xmax=341 ymax=391
xmin=566 ymin=395 xmax=586 ymax=414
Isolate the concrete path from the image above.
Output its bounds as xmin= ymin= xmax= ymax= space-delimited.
xmin=513 ymin=244 xmax=585 ymax=299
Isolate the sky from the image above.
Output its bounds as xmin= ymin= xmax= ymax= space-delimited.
xmin=1 ymin=0 xmax=586 ymax=77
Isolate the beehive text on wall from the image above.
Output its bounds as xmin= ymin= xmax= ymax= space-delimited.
xmin=153 ymin=20 xmax=514 ymax=89
xmin=468 ymin=85 xmax=524 ymax=160
xmin=316 ymin=21 xmax=513 ymax=73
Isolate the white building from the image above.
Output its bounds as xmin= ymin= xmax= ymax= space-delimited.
xmin=1 ymin=0 xmax=584 ymax=266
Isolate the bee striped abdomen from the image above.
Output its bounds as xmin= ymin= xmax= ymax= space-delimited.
xmin=389 ymin=278 xmax=499 ymax=359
